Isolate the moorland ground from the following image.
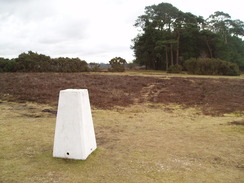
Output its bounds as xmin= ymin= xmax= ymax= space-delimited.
xmin=0 ymin=72 xmax=243 ymax=183
xmin=0 ymin=72 xmax=244 ymax=115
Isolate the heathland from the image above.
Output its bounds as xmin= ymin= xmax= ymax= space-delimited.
xmin=0 ymin=71 xmax=243 ymax=183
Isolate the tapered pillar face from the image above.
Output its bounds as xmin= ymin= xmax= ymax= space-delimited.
xmin=53 ymin=89 xmax=97 ymax=160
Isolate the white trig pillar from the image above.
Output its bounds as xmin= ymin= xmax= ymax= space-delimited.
xmin=53 ymin=89 xmax=97 ymax=160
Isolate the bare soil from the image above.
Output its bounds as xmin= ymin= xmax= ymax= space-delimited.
xmin=0 ymin=72 xmax=243 ymax=115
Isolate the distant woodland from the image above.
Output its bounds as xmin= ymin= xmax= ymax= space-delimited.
xmin=131 ymin=2 xmax=244 ymax=73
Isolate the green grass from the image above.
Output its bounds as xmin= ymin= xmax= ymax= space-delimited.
xmin=1 ymin=101 xmax=244 ymax=183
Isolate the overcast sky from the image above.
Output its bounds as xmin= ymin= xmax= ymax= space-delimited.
xmin=0 ymin=0 xmax=243 ymax=63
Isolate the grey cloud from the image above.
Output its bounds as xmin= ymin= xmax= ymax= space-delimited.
xmin=36 ymin=16 xmax=89 ymax=45
xmin=0 ymin=0 xmax=149 ymax=62
xmin=0 ymin=0 xmax=56 ymax=23
xmin=0 ymin=0 xmax=89 ymax=56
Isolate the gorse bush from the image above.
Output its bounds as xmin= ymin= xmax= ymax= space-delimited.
xmin=50 ymin=57 xmax=88 ymax=72
xmin=184 ymin=58 xmax=240 ymax=76
xmin=0 ymin=58 xmax=16 ymax=72
xmin=0 ymin=51 xmax=89 ymax=72
xmin=108 ymin=57 xmax=127 ymax=72
xmin=167 ymin=64 xmax=183 ymax=73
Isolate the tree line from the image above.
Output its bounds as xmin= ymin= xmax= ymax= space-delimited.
xmin=0 ymin=51 xmax=89 ymax=72
xmin=132 ymin=2 xmax=244 ymax=73
xmin=0 ymin=51 xmax=128 ymax=72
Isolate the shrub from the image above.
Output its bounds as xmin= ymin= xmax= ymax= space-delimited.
xmin=108 ymin=57 xmax=127 ymax=72
xmin=167 ymin=64 xmax=183 ymax=73
xmin=51 ymin=57 xmax=89 ymax=72
xmin=0 ymin=58 xmax=16 ymax=72
xmin=12 ymin=51 xmax=89 ymax=72
xmin=184 ymin=58 xmax=240 ymax=76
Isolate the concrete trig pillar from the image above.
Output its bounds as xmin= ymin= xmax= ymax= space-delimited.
xmin=53 ymin=89 xmax=97 ymax=160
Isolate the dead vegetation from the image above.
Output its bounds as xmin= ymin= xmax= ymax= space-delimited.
xmin=229 ymin=120 xmax=244 ymax=126
xmin=0 ymin=72 xmax=243 ymax=115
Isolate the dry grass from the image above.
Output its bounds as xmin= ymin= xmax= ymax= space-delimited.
xmin=1 ymin=101 xmax=243 ymax=183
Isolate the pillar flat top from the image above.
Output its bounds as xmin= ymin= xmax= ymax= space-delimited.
xmin=61 ymin=89 xmax=87 ymax=92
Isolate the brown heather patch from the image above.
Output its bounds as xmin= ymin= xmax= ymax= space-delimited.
xmin=0 ymin=72 xmax=243 ymax=115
